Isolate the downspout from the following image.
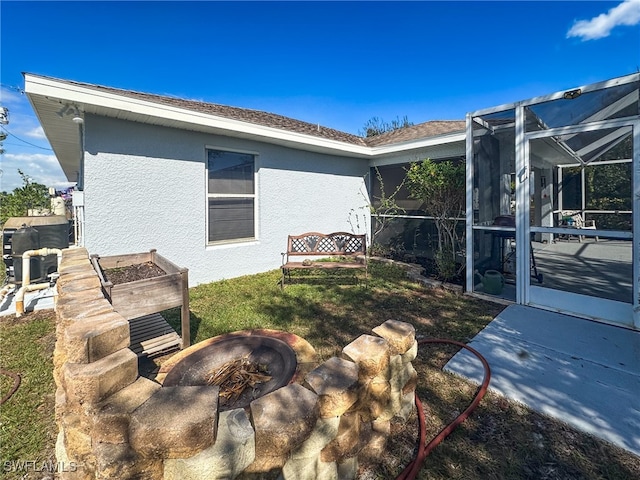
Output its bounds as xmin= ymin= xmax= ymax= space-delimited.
xmin=15 ymin=248 xmax=63 ymax=317
xmin=76 ymin=117 xmax=86 ymax=247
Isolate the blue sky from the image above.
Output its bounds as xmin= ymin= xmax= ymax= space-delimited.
xmin=1 ymin=0 xmax=639 ymax=192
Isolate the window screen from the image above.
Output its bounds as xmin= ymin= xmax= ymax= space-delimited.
xmin=207 ymin=150 xmax=255 ymax=243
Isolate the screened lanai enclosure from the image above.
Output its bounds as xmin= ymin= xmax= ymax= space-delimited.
xmin=369 ymin=158 xmax=465 ymax=264
xmin=466 ymin=73 xmax=639 ymax=329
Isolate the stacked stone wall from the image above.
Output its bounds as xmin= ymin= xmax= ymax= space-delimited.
xmin=54 ymin=248 xmax=418 ymax=479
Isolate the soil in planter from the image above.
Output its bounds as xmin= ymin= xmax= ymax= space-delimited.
xmin=103 ymin=262 xmax=166 ymax=285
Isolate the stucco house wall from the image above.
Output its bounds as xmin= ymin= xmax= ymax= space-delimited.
xmin=82 ymin=115 xmax=371 ymax=285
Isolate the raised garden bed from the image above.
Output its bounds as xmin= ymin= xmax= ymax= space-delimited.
xmin=90 ymin=249 xmax=190 ymax=353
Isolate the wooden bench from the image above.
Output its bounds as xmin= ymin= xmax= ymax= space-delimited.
xmin=281 ymin=232 xmax=367 ymax=288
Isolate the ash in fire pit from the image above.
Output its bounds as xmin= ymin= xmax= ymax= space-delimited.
xmin=162 ymin=335 xmax=297 ymax=411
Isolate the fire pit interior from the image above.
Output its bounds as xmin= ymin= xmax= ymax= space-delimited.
xmin=161 ymin=335 xmax=298 ymax=410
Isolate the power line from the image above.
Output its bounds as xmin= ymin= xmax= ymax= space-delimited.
xmin=0 ymin=83 xmax=25 ymax=94
xmin=2 ymin=141 xmax=53 ymax=151
xmin=0 ymin=126 xmax=52 ymax=151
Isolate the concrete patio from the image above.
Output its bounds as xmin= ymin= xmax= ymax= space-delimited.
xmin=445 ymin=304 xmax=640 ymax=457
xmin=533 ymin=238 xmax=632 ymax=303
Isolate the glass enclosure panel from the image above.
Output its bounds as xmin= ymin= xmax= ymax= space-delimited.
xmin=468 ymin=74 xmax=638 ymax=323
xmin=530 ymin=239 xmax=632 ymax=303
xmin=530 ymin=126 xmax=632 ymax=168
xmin=370 ymin=157 xmax=465 ymax=256
xmin=528 ymin=124 xmax=634 ymax=304
xmin=475 ymin=108 xmax=516 ymax=130
xmin=471 ymin=108 xmax=517 ymax=300
xmin=472 ymin=227 xmax=517 ymax=300
xmin=529 ymin=127 xmax=633 ymax=235
xmin=472 ymin=115 xmax=516 ymax=226
xmin=525 ymin=80 xmax=639 ymax=132
xmin=372 ymin=217 xmax=440 ymax=256
xmin=561 ymin=162 xmax=634 ymax=230
xmin=373 ymin=216 xmax=466 ymax=257
xmin=372 ymin=216 xmax=465 ymax=278
xmin=370 ymin=164 xmax=422 ymax=213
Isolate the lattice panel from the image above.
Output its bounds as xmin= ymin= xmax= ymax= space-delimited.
xmin=291 ymin=236 xmax=321 ymax=253
xmin=317 ymin=237 xmax=337 ymax=252
xmin=332 ymin=235 xmax=347 ymax=252
xmin=288 ymin=233 xmax=365 ymax=255
xmin=343 ymin=236 xmax=364 ymax=253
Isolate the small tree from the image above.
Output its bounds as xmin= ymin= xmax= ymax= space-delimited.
xmin=0 ymin=170 xmax=50 ymax=224
xmin=369 ymin=167 xmax=406 ymax=254
xmin=360 ymin=115 xmax=413 ymax=137
xmin=348 ymin=166 xmax=406 ymax=256
xmin=406 ymin=158 xmax=465 ymax=280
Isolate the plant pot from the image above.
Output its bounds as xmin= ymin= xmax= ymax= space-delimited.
xmin=482 ymin=270 xmax=504 ymax=295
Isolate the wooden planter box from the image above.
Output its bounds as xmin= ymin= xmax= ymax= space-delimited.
xmin=90 ymin=249 xmax=190 ymax=353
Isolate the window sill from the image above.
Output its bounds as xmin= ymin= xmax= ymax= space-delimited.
xmin=206 ymin=238 xmax=258 ymax=250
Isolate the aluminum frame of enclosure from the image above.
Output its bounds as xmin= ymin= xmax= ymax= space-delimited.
xmin=466 ymin=73 xmax=640 ymax=330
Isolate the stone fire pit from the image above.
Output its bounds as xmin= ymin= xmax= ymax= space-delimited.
xmin=158 ymin=330 xmax=315 ymax=410
xmin=53 ymin=248 xmax=419 ymax=480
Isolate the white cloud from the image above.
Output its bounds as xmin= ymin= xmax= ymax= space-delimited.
xmin=24 ymin=126 xmax=47 ymax=139
xmin=1 ymin=153 xmax=73 ymax=192
xmin=0 ymin=87 xmax=26 ymax=107
xmin=567 ymin=0 xmax=640 ymax=40
xmin=4 ymin=152 xmax=58 ymax=166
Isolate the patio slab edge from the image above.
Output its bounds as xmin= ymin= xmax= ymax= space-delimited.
xmin=444 ymin=305 xmax=640 ymax=458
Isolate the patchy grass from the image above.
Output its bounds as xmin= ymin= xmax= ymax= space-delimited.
xmin=162 ymin=261 xmax=640 ymax=479
xmin=2 ymin=262 xmax=639 ymax=479
xmin=164 ymin=263 xmax=489 ymax=356
xmin=0 ymin=311 xmax=57 ymax=479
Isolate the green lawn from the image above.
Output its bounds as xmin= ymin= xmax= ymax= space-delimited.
xmin=2 ymin=262 xmax=639 ymax=479
xmin=0 ymin=312 xmax=57 ymax=479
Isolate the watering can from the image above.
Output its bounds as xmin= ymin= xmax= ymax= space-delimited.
xmin=477 ymin=269 xmax=504 ymax=295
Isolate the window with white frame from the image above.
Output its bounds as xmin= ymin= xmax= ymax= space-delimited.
xmin=207 ymin=149 xmax=256 ymax=243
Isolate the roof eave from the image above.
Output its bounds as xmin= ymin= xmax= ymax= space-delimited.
xmin=23 ymin=73 xmax=465 ymax=169
xmin=370 ymin=131 xmax=465 ymax=154
xmin=24 ymin=74 xmax=375 ymax=159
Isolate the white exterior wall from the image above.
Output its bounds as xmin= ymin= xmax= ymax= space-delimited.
xmin=83 ymin=116 xmax=370 ymax=285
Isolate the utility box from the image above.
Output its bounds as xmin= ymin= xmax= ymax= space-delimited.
xmin=11 ymin=225 xmax=41 ymax=284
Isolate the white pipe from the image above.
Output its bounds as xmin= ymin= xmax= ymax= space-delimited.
xmin=15 ymin=248 xmax=63 ymax=318
xmin=15 ymin=282 xmax=55 ymax=318
xmin=21 ymin=248 xmax=63 ymax=286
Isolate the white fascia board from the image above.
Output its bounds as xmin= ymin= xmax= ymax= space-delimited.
xmin=24 ymin=74 xmax=467 ymax=160
xmin=24 ymin=74 xmax=371 ymax=157
xmin=369 ymin=131 xmax=465 ymax=155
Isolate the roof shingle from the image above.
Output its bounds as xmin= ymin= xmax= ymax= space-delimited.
xmin=363 ymin=120 xmax=466 ymax=147
xmin=54 ymin=76 xmax=465 ymax=147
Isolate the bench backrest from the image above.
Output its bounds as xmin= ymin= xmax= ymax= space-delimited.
xmin=560 ymin=210 xmax=586 ymax=228
xmin=287 ymin=232 xmax=366 ymax=256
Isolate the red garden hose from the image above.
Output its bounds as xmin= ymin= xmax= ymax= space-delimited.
xmin=396 ymin=338 xmax=492 ymax=480
xmin=0 ymin=369 xmax=21 ymax=405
